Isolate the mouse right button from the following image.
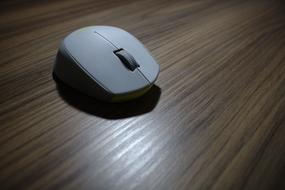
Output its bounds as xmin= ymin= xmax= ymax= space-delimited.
xmin=94 ymin=26 xmax=160 ymax=84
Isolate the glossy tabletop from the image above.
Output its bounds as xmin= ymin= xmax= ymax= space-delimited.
xmin=1 ymin=0 xmax=285 ymax=189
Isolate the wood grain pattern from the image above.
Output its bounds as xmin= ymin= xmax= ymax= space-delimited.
xmin=1 ymin=0 xmax=285 ymax=189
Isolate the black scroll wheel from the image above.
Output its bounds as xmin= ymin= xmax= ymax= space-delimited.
xmin=114 ymin=49 xmax=140 ymax=71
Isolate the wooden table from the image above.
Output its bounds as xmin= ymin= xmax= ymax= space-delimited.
xmin=1 ymin=0 xmax=285 ymax=189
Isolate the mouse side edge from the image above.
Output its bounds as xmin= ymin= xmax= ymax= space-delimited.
xmin=53 ymin=43 xmax=113 ymax=101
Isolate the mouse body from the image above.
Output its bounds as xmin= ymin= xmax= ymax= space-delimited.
xmin=53 ymin=26 xmax=159 ymax=102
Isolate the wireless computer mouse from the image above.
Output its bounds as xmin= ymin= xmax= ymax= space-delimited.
xmin=53 ymin=26 xmax=159 ymax=102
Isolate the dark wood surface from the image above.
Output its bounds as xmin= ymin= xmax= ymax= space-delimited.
xmin=1 ymin=0 xmax=285 ymax=189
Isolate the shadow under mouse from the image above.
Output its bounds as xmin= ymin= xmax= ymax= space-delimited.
xmin=54 ymin=74 xmax=161 ymax=119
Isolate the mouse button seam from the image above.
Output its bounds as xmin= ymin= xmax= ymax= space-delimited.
xmin=136 ymin=68 xmax=151 ymax=84
xmin=60 ymin=43 xmax=113 ymax=94
xmin=94 ymin=31 xmax=119 ymax=49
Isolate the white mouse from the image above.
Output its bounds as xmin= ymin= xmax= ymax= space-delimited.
xmin=53 ymin=26 xmax=159 ymax=102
